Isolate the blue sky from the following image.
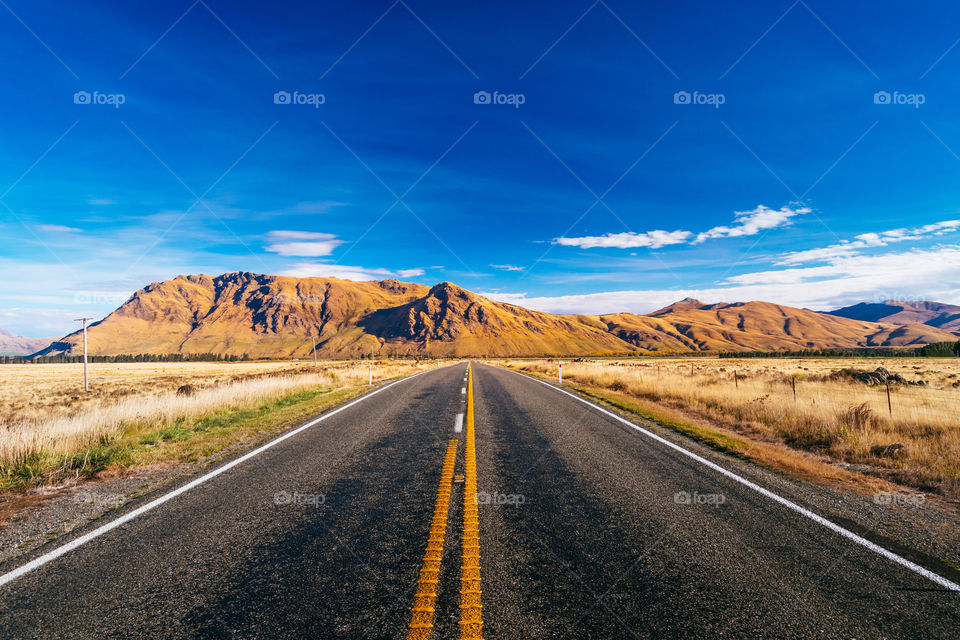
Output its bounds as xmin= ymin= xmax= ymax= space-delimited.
xmin=2 ymin=0 xmax=960 ymax=336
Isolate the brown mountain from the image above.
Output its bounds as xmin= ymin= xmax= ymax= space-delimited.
xmin=830 ymin=300 xmax=960 ymax=335
xmin=33 ymin=273 xmax=960 ymax=358
xmin=38 ymin=273 xmax=431 ymax=359
xmin=359 ymin=282 xmax=630 ymax=356
xmin=611 ymin=300 xmax=957 ymax=351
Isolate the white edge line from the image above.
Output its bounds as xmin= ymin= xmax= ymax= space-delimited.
xmin=454 ymin=413 xmax=464 ymax=433
xmin=498 ymin=366 xmax=960 ymax=593
xmin=0 ymin=367 xmax=440 ymax=589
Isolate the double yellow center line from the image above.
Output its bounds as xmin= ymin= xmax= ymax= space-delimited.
xmin=407 ymin=363 xmax=484 ymax=640
xmin=459 ymin=364 xmax=483 ymax=639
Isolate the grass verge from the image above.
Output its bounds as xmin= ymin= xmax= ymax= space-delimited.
xmin=1 ymin=383 xmax=372 ymax=493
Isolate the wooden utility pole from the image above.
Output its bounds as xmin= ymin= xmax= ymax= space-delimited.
xmin=886 ymin=380 xmax=893 ymax=417
xmin=311 ymin=328 xmax=318 ymax=368
xmin=791 ymin=376 xmax=797 ymax=401
xmin=74 ymin=318 xmax=93 ymax=392
xmin=734 ymin=370 xmax=739 ymax=388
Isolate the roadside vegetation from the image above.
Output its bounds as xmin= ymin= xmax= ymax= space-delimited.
xmin=503 ymin=357 xmax=960 ymax=500
xmin=0 ymin=360 xmax=431 ymax=492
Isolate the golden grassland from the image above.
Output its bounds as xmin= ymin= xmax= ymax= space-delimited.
xmin=502 ymin=357 xmax=960 ymax=500
xmin=0 ymin=360 xmax=434 ymax=492
xmin=0 ymin=360 xmax=322 ymax=418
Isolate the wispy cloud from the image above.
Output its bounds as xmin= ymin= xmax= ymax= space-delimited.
xmin=778 ymin=219 xmax=960 ymax=264
xmin=490 ymin=263 xmax=525 ymax=271
xmin=554 ymin=204 xmax=807 ymax=250
xmin=555 ymin=229 xmax=691 ymax=249
xmin=280 ymin=262 xmax=425 ymax=281
xmin=264 ymin=230 xmax=344 ymax=257
xmin=35 ymin=224 xmax=83 ymax=233
xmin=282 ymin=200 xmax=349 ymax=215
xmin=692 ymin=205 xmax=809 ymax=244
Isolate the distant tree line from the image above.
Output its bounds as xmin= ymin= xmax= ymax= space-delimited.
xmin=917 ymin=341 xmax=960 ymax=357
xmin=0 ymin=352 xmax=252 ymax=364
xmin=719 ymin=343 xmax=960 ymax=358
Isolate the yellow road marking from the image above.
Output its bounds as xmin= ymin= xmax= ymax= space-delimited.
xmin=459 ymin=363 xmax=484 ymax=639
xmin=408 ymin=439 xmax=459 ymax=640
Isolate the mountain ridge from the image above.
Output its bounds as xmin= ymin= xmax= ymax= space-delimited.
xmin=32 ymin=272 xmax=960 ymax=358
xmin=830 ymin=300 xmax=960 ymax=334
xmin=0 ymin=328 xmax=56 ymax=356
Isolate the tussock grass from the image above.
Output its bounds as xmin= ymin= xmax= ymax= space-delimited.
xmin=0 ymin=360 xmax=430 ymax=491
xmin=506 ymin=357 xmax=960 ymax=498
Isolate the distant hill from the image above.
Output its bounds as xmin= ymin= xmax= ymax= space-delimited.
xmin=32 ymin=272 xmax=960 ymax=358
xmin=0 ymin=329 xmax=55 ymax=356
xmin=830 ymin=300 xmax=960 ymax=334
xmin=600 ymin=299 xmax=956 ymax=352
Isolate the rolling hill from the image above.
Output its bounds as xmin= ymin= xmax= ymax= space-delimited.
xmin=829 ymin=300 xmax=960 ymax=334
xmin=33 ymin=272 xmax=960 ymax=358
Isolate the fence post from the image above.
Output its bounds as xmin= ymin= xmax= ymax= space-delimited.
xmin=791 ymin=376 xmax=797 ymax=402
xmin=734 ymin=370 xmax=738 ymax=388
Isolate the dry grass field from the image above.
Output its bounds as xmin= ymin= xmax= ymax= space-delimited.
xmin=504 ymin=357 xmax=960 ymax=499
xmin=0 ymin=360 xmax=322 ymax=419
xmin=0 ymin=359 xmax=433 ymax=491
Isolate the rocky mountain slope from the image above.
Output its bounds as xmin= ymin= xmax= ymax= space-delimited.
xmin=33 ymin=273 xmax=960 ymax=358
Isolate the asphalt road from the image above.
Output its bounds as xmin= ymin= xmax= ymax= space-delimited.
xmin=0 ymin=363 xmax=958 ymax=639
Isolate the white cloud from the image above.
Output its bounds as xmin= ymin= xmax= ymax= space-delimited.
xmin=554 ymin=205 xmax=807 ymax=250
xmin=483 ymin=246 xmax=960 ymax=314
xmin=778 ymin=219 xmax=960 ymax=264
xmin=35 ymin=224 xmax=82 ymax=233
xmin=490 ymin=264 xmax=525 ymax=271
xmin=556 ymin=229 xmax=691 ymax=249
xmin=692 ymin=205 xmax=809 ymax=244
xmin=264 ymin=230 xmax=344 ymax=257
xmin=281 ymin=262 xmax=425 ymax=281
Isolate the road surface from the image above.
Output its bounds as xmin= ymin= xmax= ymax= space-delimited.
xmin=0 ymin=363 xmax=957 ymax=638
